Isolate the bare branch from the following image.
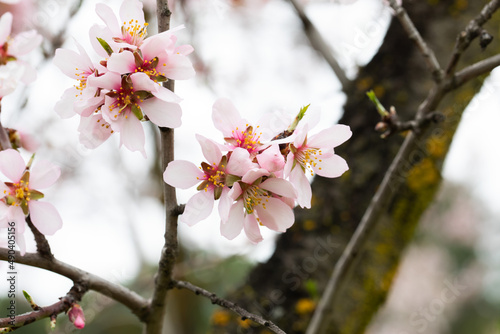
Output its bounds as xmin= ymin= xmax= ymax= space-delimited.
xmin=288 ymin=0 xmax=350 ymax=89
xmin=388 ymin=0 xmax=443 ymax=81
xmin=0 ymin=249 xmax=149 ymax=322
xmin=0 ymin=283 xmax=87 ymax=328
xmin=174 ymin=280 xmax=286 ymax=334
xmin=146 ymin=1 xmax=180 ymax=333
xmin=445 ymin=0 xmax=500 ymax=75
xmin=26 ymin=216 xmax=53 ymax=261
xmin=449 ymin=53 xmax=500 ymax=89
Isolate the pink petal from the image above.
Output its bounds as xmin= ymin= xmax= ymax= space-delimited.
xmin=256 ymin=145 xmax=285 ymax=173
xmin=217 ymin=187 xmax=232 ymax=222
xmin=260 ymin=178 xmax=297 ymax=199
xmin=78 ymin=114 xmax=113 ymax=149
xmin=312 ymin=154 xmax=349 ymax=178
xmin=89 ymin=24 xmax=117 ymax=58
xmin=162 ymin=53 xmax=195 ymax=80
xmin=119 ymin=0 xmax=145 ymax=27
xmin=8 ymin=206 xmax=26 ymax=234
xmin=119 ymin=116 xmax=146 ymax=155
xmin=179 ymin=190 xmax=214 ymax=226
xmin=0 ymin=183 xmax=10 ymax=198
xmin=140 ymin=98 xmax=182 ymax=128
xmin=107 ymin=51 xmax=136 ymax=74
xmin=255 ymin=197 xmax=294 ymax=232
xmin=196 ymin=134 xmax=222 ymax=165
xmin=151 ymin=85 xmax=182 ymax=103
xmin=16 ymin=232 xmax=26 ymax=256
xmin=96 ymin=3 xmax=120 ymax=36
xmin=140 ymin=32 xmax=175 ymax=59
xmin=293 ymin=124 xmax=309 ymax=148
xmin=212 ymin=98 xmax=247 ymax=137
xmin=307 ymin=124 xmax=352 ymax=149
xmin=163 ymin=160 xmax=204 ymax=189
xmin=226 ymin=148 xmax=258 ymax=177
xmin=289 ymin=167 xmax=311 ymax=209
xmin=29 ymin=160 xmax=61 ymax=189
xmin=87 ymin=71 xmax=121 ymax=90
xmin=9 ymin=30 xmax=42 ymax=56
xmin=243 ymin=215 xmax=263 ymax=244
xmin=227 ymin=181 xmax=242 ymax=201
xmin=220 ymin=200 xmax=244 ymax=240
xmin=0 ymin=149 xmax=25 ymax=182
xmin=241 ymin=168 xmax=269 ymax=184
xmin=175 ymin=44 xmax=194 ymax=56
xmin=0 ymin=12 xmax=12 ymax=46
xmin=28 ymin=201 xmax=63 ymax=235
xmin=283 ymin=152 xmax=295 ymax=178
xmin=54 ymin=88 xmax=78 ymax=118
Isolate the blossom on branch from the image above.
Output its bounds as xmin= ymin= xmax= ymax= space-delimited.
xmin=54 ymin=0 xmax=195 ymax=155
xmin=68 ymin=303 xmax=85 ymax=329
xmin=0 ymin=11 xmax=42 ymax=99
xmin=0 ymin=149 xmax=62 ymax=255
xmin=164 ymin=98 xmax=351 ymax=243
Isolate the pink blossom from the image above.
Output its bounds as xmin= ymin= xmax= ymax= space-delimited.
xmin=163 ymin=135 xmax=232 ymax=225
xmin=68 ymin=304 xmax=85 ymax=329
xmin=0 ymin=12 xmax=42 ymax=98
xmin=221 ymin=168 xmax=297 ymax=243
xmin=88 ymin=71 xmax=182 ymax=156
xmin=284 ymin=123 xmax=352 ymax=208
xmin=212 ymin=98 xmax=279 ymax=156
xmin=0 ymin=149 xmax=62 ymax=255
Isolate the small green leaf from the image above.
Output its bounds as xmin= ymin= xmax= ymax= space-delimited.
xmin=96 ymin=37 xmax=113 ymax=56
xmin=225 ymin=174 xmax=240 ymax=187
xmin=29 ymin=190 xmax=45 ymax=200
xmin=287 ymin=104 xmax=310 ymax=132
xmin=366 ymin=90 xmax=389 ymax=117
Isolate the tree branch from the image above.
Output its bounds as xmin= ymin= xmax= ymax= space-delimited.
xmin=288 ymin=0 xmax=350 ymax=89
xmin=0 ymin=283 xmax=87 ymax=328
xmin=174 ymin=280 xmax=286 ymax=334
xmin=388 ymin=0 xmax=443 ymax=81
xmin=146 ymin=1 xmax=180 ymax=333
xmin=26 ymin=216 xmax=53 ymax=261
xmin=445 ymin=0 xmax=500 ymax=75
xmin=450 ymin=53 xmax=500 ymax=88
xmin=0 ymin=249 xmax=149 ymax=322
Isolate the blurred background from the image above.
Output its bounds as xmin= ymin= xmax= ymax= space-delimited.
xmin=0 ymin=0 xmax=499 ymax=333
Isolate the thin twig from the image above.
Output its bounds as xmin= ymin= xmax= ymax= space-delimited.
xmin=451 ymin=53 xmax=500 ymax=88
xmin=388 ymin=0 xmax=443 ymax=81
xmin=445 ymin=0 xmax=500 ymax=75
xmin=0 ymin=283 xmax=87 ymax=328
xmin=174 ymin=280 xmax=287 ymax=334
xmin=146 ymin=1 xmax=180 ymax=333
xmin=26 ymin=216 xmax=53 ymax=261
xmin=0 ymin=249 xmax=149 ymax=322
xmin=288 ymin=0 xmax=349 ymax=89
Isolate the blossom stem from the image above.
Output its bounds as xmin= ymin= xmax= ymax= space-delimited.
xmin=146 ymin=1 xmax=180 ymax=333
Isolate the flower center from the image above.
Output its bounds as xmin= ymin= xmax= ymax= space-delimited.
xmin=296 ymin=147 xmax=323 ymax=176
xmin=122 ymin=19 xmax=149 ymax=46
xmin=232 ymin=125 xmax=262 ymax=154
xmin=243 ymin=185 xmax=269 ymax=214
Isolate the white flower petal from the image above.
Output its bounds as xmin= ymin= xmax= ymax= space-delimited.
xmin=212 ymin=98 xmax=247 ymax=137
xmin=141 ymin=98 xmax=182 ymax=128
xmin=179 ymin=190 xmax=214 ymax=226
xmin=313 ymin=154 xmax=349 ymax=178
xmin=0 ymin=149 xmax=25 ymax=182
xmin=290 ymin=167 xmax=312 ymax=209
xmin=260 ymin=177 xmax=297 ymax=199
xmin=196 ymin=134 xmax=222 ymax=165
xmin=243 ymin=215 xmax=263 ymax=244
xmin=163 ymin=160 xmax=204 ymax=189
xmin=29 ymin=160 xmax=61 ymax=189
xmin=307 ymin=124 xmax=352 ymax=149
xmin=255 ymin=197 xmax=294 ymax=232
xmin=220 ymin=200 xmax=244 ymax=240
xmin=28 ymin=201 xmax=63 ymax=235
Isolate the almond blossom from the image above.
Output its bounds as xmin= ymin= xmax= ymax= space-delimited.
xmin=0 ymin=149 xmax=62 ymax=255
xmin=284 ymin=123 xmax=352 ymax=208
xmin=54 ymin=0 xmax=194 ymax=155
xmin=68 ymin=304 xmax=85 ymax=329
xmin=0 ymin=11 xmax=42 ymax=98
xmin=222 ymin=168 xmax=296 ymax=243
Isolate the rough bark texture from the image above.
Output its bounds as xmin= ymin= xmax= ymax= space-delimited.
xmin=211 ymin=1 xmax=497 ymax=333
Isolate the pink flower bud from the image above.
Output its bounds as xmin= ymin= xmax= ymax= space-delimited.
xmin=68 ymin=304 xmax=85 ymax=329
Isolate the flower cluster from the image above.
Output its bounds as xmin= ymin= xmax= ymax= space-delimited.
xmin=0 ymin=149 xmax=62 ymax=255
xmin=163 ymin=99 xmax=352 ymax=243
xmin=54 ymin=0 xmax=195 ymax=156
xmin=0 ymin=11 xmax=42 ymax=98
